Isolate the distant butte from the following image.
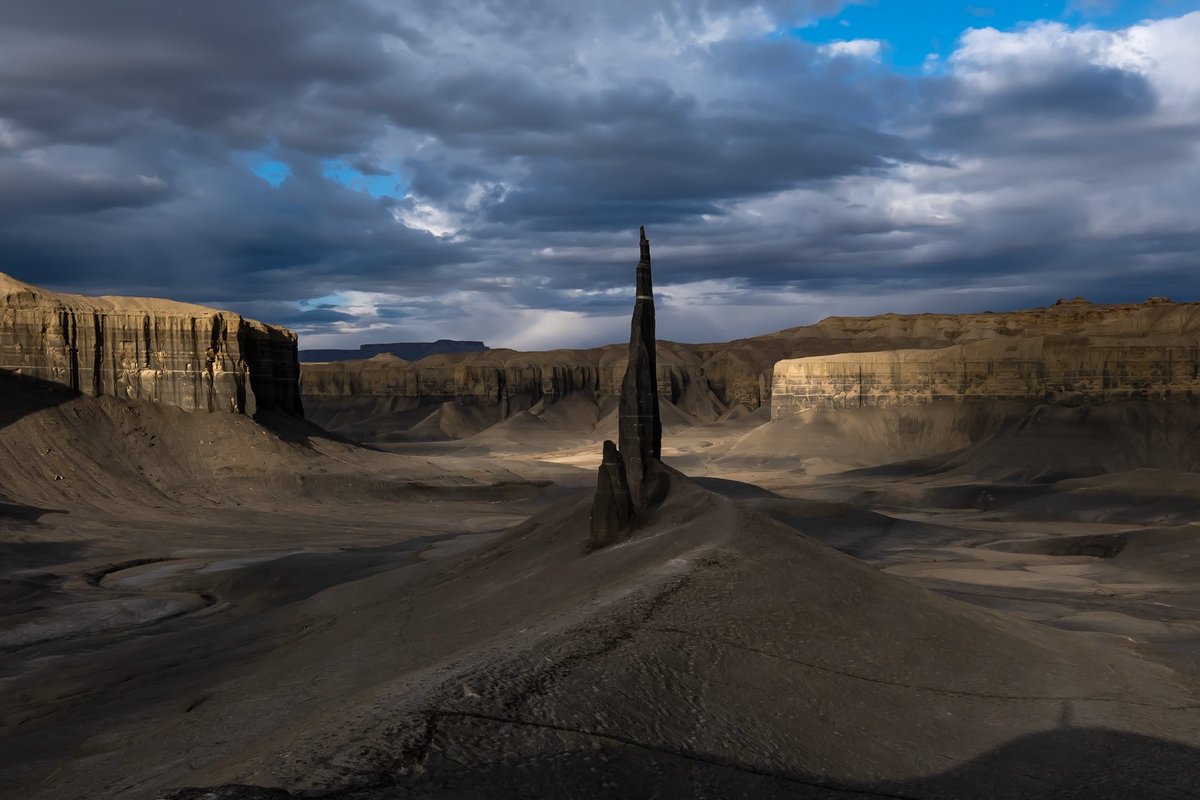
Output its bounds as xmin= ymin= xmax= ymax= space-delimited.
xmin=299 ymin=295 xmax=1200 ymax=444
xmin=299 ymin=340 xmax=488 ymax=363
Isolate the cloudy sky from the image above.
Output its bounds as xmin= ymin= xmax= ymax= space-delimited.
xmin=2 ymin=1 xmax=1198 ymax=349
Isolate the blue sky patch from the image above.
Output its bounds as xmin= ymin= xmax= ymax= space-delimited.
xmin=321 ymin=159 xmax=409 ymax=199
xmin=236 ymin=151 xmax=292 ymax=187
xmin=299 ymin=293 xmax=350 ymax=310
xmin=796 ymin=0 xmax=1198 ymax=68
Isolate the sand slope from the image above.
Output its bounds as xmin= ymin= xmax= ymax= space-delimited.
xmin=8 ymin=367 xmax=1200 ymax=798
xmin=6 ymin=470 xmax=1190 ymax=799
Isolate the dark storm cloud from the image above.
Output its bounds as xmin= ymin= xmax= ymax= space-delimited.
xmin=275 ymin=308 xmax=360 ymax=326
xmin=0 ymin=159 xmax=172 ymax=216
xmin=926 ymin=62 xmax=1162 ymax=156
xmin=0 ymin=0 xmax=396 ymax=151
xmin=487 ymin=111 xmax=920 ymax=231
xmin=0 ymin=2 xmax=1197 ymax=349
xmin=0 ymin=155 xmax=471 ymax=301
xmin=997 ymin=64 xmax=1157 ymax=118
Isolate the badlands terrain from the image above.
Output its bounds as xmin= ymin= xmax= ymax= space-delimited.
xmin=4 ymin=270 xmax=1200 ymax=798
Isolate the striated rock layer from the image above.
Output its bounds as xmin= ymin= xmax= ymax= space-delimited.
xmin=303 ymin=297 xmax=1200 ymax=440
xmin=773 ymin=335 xmax=1200 ymax=419
xmin=0 ymin=272 xmax=302 ymax=416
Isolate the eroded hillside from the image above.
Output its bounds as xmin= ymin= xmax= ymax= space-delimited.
xmin=302 ymin=297 xmax=1200 ymax=441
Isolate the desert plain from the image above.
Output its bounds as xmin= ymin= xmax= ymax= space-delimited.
xmin=4 ymin=267 xmax=1200 ymax=799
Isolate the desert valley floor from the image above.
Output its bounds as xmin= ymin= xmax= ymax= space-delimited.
xmin=4 ymin=370 xmax=1200 ymax=799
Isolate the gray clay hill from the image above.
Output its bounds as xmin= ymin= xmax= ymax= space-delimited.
xmin=4 ymin=235 xmax=1200 ymax=799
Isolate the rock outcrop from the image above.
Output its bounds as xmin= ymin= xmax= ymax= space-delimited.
xmin=591 ymin=228 xmax=667 ymax=546
xmin=301 ymin=296 xmax=1200 ymax=442
xmin=0 ymin=272 xmax=302 ymax=416
xmin=618 ymin=227 xmax=664 ymax=509
xmin=772 ymin=335 xmax=1200 ymax=418
xmin=588 ymin=440 xmax=634 ymax=548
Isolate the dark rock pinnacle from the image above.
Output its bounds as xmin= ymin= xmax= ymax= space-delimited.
xmin=620 ymin=225 xmax=663 ymax=504
xmin=589 ymin=226 xmax=666 ymax=547
xmin=589 ymin=440 xmax=634 ymax=547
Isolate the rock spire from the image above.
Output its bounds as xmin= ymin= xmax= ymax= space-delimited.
xmin=589 ymin=227 xmax=666 ymax=547
xmin=588 ymin=440 xmax=634 ymax=548
xmin=619 ymin=225 xmax=663 ymax=505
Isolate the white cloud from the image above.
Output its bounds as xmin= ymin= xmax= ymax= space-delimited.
xmin=951 ymin=12 xmax=1200 ymax=109
xmin=693 ymin=8 xmax=774 ymax=45
xmin=819 ymin=38 xmax=883 ymax=60
xmin=463 ymin=182 xmax=489 ymax=211
xmin=392 ymin=200 xmax=461 ymax=238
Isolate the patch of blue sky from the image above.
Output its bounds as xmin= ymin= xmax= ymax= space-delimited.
xmin=235 ymin=151 xmax=292 ymax=187
xmin=1061 ymin=0 xmax=1200 ymax=28
xmin=298 ymin=292 xmax=349 ymax=310
xmin=792 ymin=0 xmax=1197 ymax=69
xmin=321 ymin=159 xmax=409 ymax=199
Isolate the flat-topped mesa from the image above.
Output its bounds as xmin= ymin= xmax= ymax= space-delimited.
xmin=0 ymin=272 xmax=303 ymax=417
xmin=590 ymin=227 xmax=667 ymax=547
xmin=771 ymin=336 xmax=1200 ymax=418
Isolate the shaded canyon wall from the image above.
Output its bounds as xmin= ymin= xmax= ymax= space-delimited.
xmin=300 ymin=298 xmax=1200 ymax=439
xmin=300 ymin=343 xmax=777 ymax=435
xmin=0 ymin=273 xmax=302 ymax=416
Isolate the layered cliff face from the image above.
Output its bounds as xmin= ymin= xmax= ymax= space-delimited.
xmin=302 ymin=297 xmax=1200 ymax=441
xmin=772 ymin=335 xmax=1200 ymax=419
xmin=300 ymin=343 xmax=741 ymax=441
xmin=769 ymin=297 xmax=1200 ymax=343
xmin=0 ymin=272 xmax=302 ymax=416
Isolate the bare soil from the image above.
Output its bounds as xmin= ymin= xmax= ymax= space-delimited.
xmin=4 ymin=378 xmax=1200 ymax=799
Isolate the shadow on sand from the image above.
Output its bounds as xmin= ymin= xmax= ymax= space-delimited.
xmin=160 ymin=725 xmax=1200 ymax=799
xmin=252 ymin=409 xmax=366 ymax=449
xmin=0 ymin=501 xmax=67 ymax=525
xmin=0 ymin=541 xmax=87 ymax=571
xmin=1 ymin=365 xmax=341 ymax=450
xmin=0 ymin=369 xmax=78 ymax=432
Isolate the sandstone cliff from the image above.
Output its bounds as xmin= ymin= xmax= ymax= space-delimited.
xmin=772 ymin=335 xmax=1200 ymax=419
xmin=0 ymin=272 xmax=302 ymax=416
xmin=300 ymin=342 xmax=744 ymax=441
xmin=302 ymin=297 xmax=1200 ymax=441
xmin=766 ymin=297 xmax=1200 ymax=345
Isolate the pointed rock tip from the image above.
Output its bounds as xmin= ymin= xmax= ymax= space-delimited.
xmin=639 ymin=225 xmax=646 ymax=241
